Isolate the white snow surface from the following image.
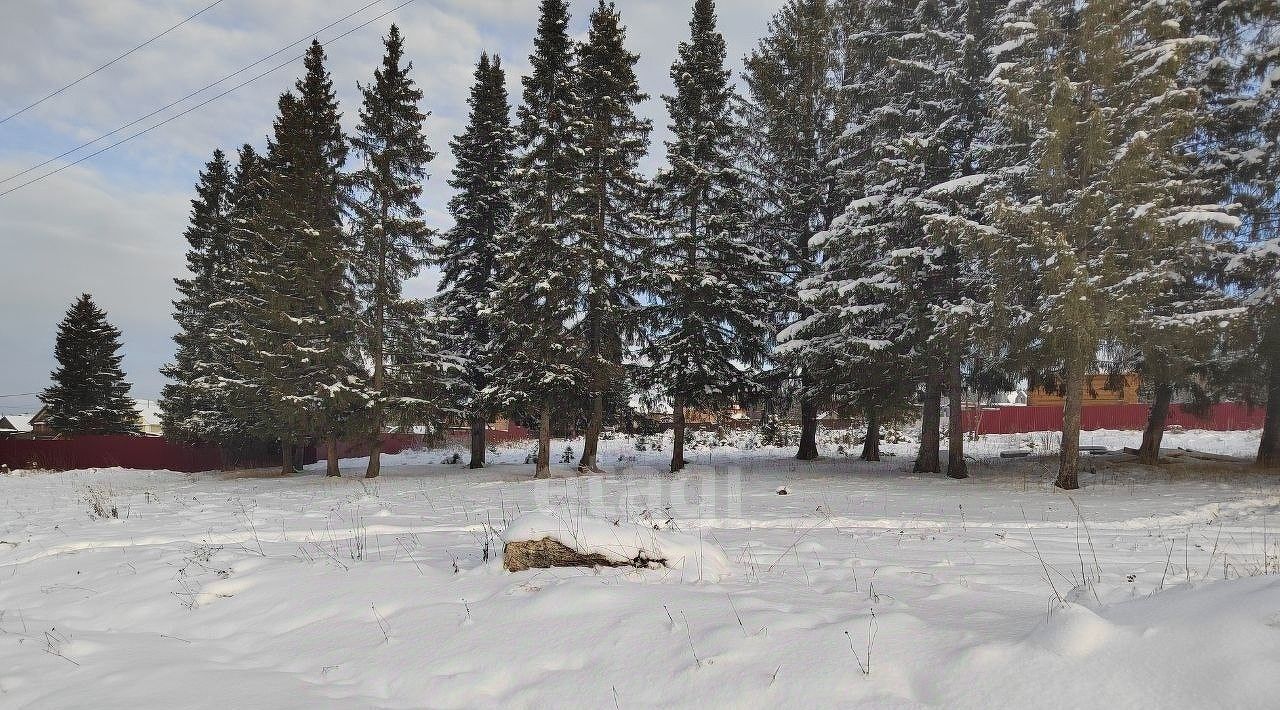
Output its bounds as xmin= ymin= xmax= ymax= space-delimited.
xmin=0 ymin=428 xmax=1277 ymax=708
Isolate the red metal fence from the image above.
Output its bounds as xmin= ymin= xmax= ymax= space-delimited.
xmin=0 ymin=435 xmax=293 ymax=473
xmin=0 ymin=427 xmax=536 ymax=473
xmin=962 ymin=403 xmax=1264 ymax=435
xmin=443 ymin=424 xmax=533 ymax=445
xmin=0 ymin=408 xmax=1255 ymax=472
xmin=333 ymin=433 xmax=428 ymax=459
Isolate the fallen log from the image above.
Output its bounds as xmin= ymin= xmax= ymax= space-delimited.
xmin=503 ymin=537 xmax=664 ymax=572
xmin=1175 ymin=448 xmax=1250 ymax=463
xmin=501 ymin=512 xmax=731 ymax=580
xmin=1120 ymin=447 xmax=1249 ymax=463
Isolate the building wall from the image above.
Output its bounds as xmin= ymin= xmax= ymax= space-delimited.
xmin=1026 ymin=374 xmax=1140 ymax=407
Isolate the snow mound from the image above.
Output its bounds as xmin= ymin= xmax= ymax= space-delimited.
xmin=503 ymin=512 xmax=731 ymax=581
xmin=963 ymin=577 xmax=1280 ymax=708
xmin=1028 ymin=603 xmax=1116 ymax=657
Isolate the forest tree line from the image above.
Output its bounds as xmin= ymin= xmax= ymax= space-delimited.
xmin=158 ymin=0 xmax=1280 ymax=488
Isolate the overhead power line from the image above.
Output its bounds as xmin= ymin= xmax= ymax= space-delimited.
xmin=0 ymin=0 xmax=384 ymax=186
xmin=0 ymin=0 xmax=227 ymax=126
xmin=0 ymin=0 xmax=416 ymax=200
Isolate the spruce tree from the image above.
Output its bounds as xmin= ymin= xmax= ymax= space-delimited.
xmin=1203 ymin=4 xmax=1280 ymax=466
xmin=1126 ymin=262 xmax=1234 ymax=464
xmin=490 ymin=0 xmax=587 ymax=478
xmin=41 ymin=294 xmax=140 ymax=436
xmin=841 ymin=0 xmax=964 ymax=474
xmin=349 ymin=26 xmax=436 ymax=479
xmin=644 ymin=0 xmax=777 ymax=473
xmin=207 ymin=144 xmax=279 ymax=450
xmin=985 ymin=0 xmax=1230 ymax=489
xmin=742 ymin=0 xmax=853 ymax=461
xmin=774 ymin=0 xmax=920 ymax=463
xmin=239 ymin=41 xmax=359 ymax=476
xmin=161 ymin=149 xmax=232 ymax=441
xmin=437 ymin=52 xmax=516 ymax=469
xmin=569 ymin=0 xmax=652 ymax=472
xmin=842 ymin=0 xmax=1004 ymax=478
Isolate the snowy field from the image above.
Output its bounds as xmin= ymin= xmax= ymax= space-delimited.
xmin=1 ymin=428 xmax=1278 ymax=709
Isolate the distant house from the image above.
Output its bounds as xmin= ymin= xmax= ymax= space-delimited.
xmin=1027 ymin=373 xmax=1140 ymax=407
xmin=0 ymin=414 xmax=34 ymax=438
xmin=439 ymin=416 xmax=518 ymax=435
xmin=132 ymin=399 xmax=164 ymax=436
xmin=26 ymin=408 xmax=50 ymax=436
xmin=28 ymin=398 xmax=164 ymax=437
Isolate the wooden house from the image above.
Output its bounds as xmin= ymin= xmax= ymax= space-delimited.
xmin=1026 ymin=373 xmax=1140 ymax=407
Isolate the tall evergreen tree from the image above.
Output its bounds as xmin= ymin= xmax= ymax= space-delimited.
xmin=207 ymin=144 xmax=279 ymax=451
xmin=1125 ymin=262 xmax=1234 ymax=464
xmin=1203 ymin=3 xmax=1280 ymax=466
xmin=437 ymin=51 xmax=516 ymax=470
xmin=348 ymin=25 xmax=437 ymax=479
xmin=644 ymin=0 xmax=778 ymax=472
xmin=490 ymin=0 xmax=587 ymax=478
xmin=41 ymin=294 xmax=140 ymax=436
xmin=775 ymin=0 xmax=921 ymax=463
xmin=161 ymin=149 xmax=232 ymax=441
xmin=569 ymin=0 xmax=652 ymax=472
xmin=985 ymin=0 xmax=1232 ymax=489
xmin=836 ymin=0 xmax=1004 ymax=478
xmin=743 ymin=0 xmax=853 ymax=461
xmin=239 ymin=41 xmax=359 ymax=476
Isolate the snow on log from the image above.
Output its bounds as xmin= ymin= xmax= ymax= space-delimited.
xmin=502 ymin=512 xmax=730 ymax=580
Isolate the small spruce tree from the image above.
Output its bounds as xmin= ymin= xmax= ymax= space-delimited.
xmin=42 ymin=294 xmax=140 ymax=435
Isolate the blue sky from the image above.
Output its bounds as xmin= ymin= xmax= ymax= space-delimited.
xmin=0 ymin=0 xmax=781 ymax=414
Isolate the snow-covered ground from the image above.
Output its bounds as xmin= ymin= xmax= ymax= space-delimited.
xmin=1 ymin=429 xmax=1277 ymax=709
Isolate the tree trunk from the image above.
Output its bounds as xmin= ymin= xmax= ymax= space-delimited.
xmin=281 ymin=441 xmax=293 ymax=476
xmin=366 ymin=217 xmax=388 ymax=480
xmin=796 ymin=383 xmax=819 ymax=460
xmin=326 ymin=433 xmax=340 ymax=478
xmin=578 ymin=140 xmax=609 ymax=475
xmin=366 ymin=437 xmax=382 ymax=478
xmin=579 ymin=393 xmax=603 ymax=472
xmin=469 ymin=415 xmax=486 ymax=469
xmin=671 ymin=393 xmax=686 ymax=473
xmin=535 ymin=400 xmax=552 ymax=479
xmin=1056 ymin=353 xmax=1086 ymax=490
xmin=915 ymin=374 xmax=942 ymax=473
xmin=946 ymin=349 xmax=968 ymax=480
xmin=860 ymin=404 xmax=880 ymax=462
xmin=1258 ymin=350 xmax=1280 ymax=467
xmin=1138 ymin=378 xmax=1174 ymax=465
xmin=364 ymin=422 xmax=381 ymax=477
